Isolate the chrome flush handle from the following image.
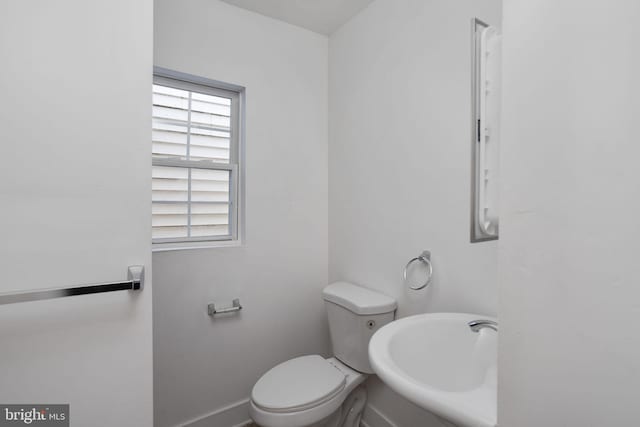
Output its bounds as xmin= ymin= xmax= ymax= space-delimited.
xmin=468 ymin=319 xmax=498 ymax=332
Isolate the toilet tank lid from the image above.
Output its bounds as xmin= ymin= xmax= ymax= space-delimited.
xmin=323 ymin=282 xmax=397 ymax=315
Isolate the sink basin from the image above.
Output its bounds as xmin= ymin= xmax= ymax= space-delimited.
xmin=369 ymin=313 xmax=497 ymax=427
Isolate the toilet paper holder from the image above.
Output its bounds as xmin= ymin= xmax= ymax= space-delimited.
xmin=208 ymin=298 xmax=242 ymax=316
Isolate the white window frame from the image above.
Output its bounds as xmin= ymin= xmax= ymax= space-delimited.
xmin=470 ymin=19 xmax=499 ymax=243
xmin=152 ymin=67 xmax=244 ymax=249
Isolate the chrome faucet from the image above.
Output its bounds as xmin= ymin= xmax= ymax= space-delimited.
xmin=468 ymin=319 xmax=498 ymax=332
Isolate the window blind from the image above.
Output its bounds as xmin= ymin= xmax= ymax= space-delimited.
xmin=151 ymin=79 xmax=239 ymax=243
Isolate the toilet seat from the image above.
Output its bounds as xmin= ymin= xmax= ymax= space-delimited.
xmin=252 ymin=355 xmax=346 ymax=413
xmin=250 ymin=357 xmax=367 ymax=427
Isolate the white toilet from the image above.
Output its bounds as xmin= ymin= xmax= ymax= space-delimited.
xmin=249 ymin=282 xmax=397 ymax=427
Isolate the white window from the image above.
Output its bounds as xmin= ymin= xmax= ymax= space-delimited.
xmin=152 ymin=69 xmax=241 ymax=245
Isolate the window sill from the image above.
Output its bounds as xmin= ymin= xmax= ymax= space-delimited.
xmin=152 ymin=239 xmax=243 ymax=252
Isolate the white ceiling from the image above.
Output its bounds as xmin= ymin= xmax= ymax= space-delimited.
xmin=220 ymin=0 xmax=375 ymax=35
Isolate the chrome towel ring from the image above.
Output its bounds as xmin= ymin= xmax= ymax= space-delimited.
xmin=403 ymin=250 xmax=433 ymax=290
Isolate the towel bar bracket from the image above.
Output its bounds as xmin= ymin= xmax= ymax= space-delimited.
xmin=128 ymin=265 xmax=145 ymax=290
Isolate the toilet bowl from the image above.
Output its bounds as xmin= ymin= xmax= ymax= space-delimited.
xmin=250 ymin=282 xmax=397 ymax=427
xmin=249 ymin=356 xmax=366 ymax=427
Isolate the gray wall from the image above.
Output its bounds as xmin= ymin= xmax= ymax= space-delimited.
xmin=0 ymin=0 xmax=153 ymax=425
xmin=499 ymin=0 xmax=640 ymax=425
xmin=153 ymin=1 xmax=330 ymax=425
xmin=328 ymin=0 xmax=501 ymax=425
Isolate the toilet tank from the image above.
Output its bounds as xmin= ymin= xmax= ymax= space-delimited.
xmin=323 ymin=282 xmax=397 ymax=374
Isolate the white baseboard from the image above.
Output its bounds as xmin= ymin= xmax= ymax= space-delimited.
xmin=361 ymin=403 xmax=398 ymax=427
xmin=180 ymin=398 xmax=395 ymax=427
xmin=182 ymin=398 xmax=251 ymax=427
xmin=361 ymin=403 xmax=458 ymax=427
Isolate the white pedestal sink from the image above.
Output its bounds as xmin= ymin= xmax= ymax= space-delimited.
xmin=369 ymin=313 xmax=497 ymax=427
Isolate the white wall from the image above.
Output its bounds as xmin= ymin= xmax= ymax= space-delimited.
xmin=499 ymin=1 xmax=640 ymax=426
xmin=153 ymin=1 xmax=330 ymax=425
xmin=0 ymin=1 xmax=153 ymax=426
xmin=329 ymin=0 xmax=501 ymax=425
